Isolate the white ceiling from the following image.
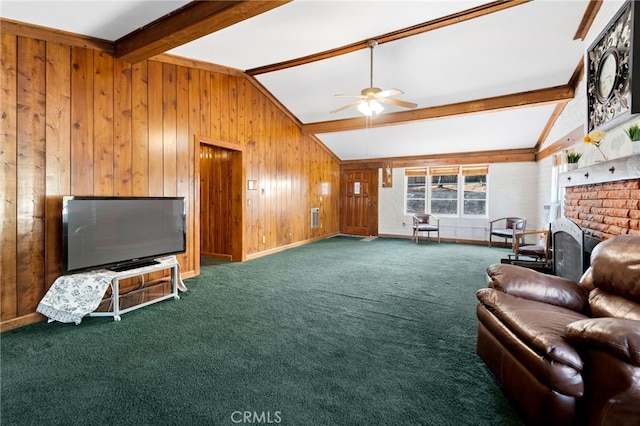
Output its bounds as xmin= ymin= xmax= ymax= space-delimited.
xmin=0 ymin=0 xmax=596 ymax=161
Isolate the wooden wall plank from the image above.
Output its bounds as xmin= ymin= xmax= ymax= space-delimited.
xmin=255 ymin=84 xmax=266 ymax=251
xmin=230 ymin=147 xmax=245 ymax=259
xmin=243 ymin=80 xmax=259 ymax=254
xmin=70 ymin=47 xmax=94 ymax=195
xmin=228 ymin=75 xmax=238 ymax=144
xmin=266 ymin=103 xmax=275 ymax=248
xmin=200 ymin=144 xmax=211 ymax=253
xmin=176 ymin=65 xmax=191 ymax=269
xmin=212 ymin=148 xmax=222 ymax=251
xmin=93 ymin=51 xmax=114 ymax=195
xmin=210 ymin=72 xmax=221 ymax=140
xmin=220 ymin=73 xmax=231 ymax=142
xmin=162 ymin=62 xmax=177 ymax=196
xmin=44 ymin=42 xmax=71 ymax=289
xmin=114 ymin=60 xmax=132 ymax=196
xmin=0 ymin=33 xmax=18 ymax=321
xmin=188 ymin=68 xmax=201 ymax=275
xmin=131 ymin=61 xmax=149 ymax=196
xmin=199 ymin=70 xmax=211 ymax=137
xmin=237 ymin=77 xmax=250 ymax=252
xmin=16 ymin=36 xmax=46 ymax=315
xmin=147 ymin=60 xmax=163 ymax=196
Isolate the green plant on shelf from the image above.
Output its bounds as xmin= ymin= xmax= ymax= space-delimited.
xmin=625 ymin=124 xmax=640 ymax=141
xmin=566 ymin=150 xmax=582 ymax=164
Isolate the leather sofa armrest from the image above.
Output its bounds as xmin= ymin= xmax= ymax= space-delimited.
xmin=486 ymin=263 xmax=589 ymax=313
xmin=565 ymin=318 xmax=640 ymax=367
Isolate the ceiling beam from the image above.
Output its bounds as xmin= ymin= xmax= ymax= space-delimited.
xmin=302 ymin=85 xmax=575 ymax=135
xmin=574 ymin=0 xmax=602 ymax=40
xmin=340 ymin=147 xmax=537 ymax=169
xmin=115 ymin=0 xmax=291 ymax=64
xmin=535 ymin=101 xmax=570 ymax=152
xmin=535 ymin=58 xmax=584 ymax=151
xmin=246 ymin=0 xmax=530 ymax=75
xmin=537 ymin=126 xmax=583 ymax=161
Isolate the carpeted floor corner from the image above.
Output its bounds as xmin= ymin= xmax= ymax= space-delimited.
xmin=1 ymin=236 xmax=521 ymax=425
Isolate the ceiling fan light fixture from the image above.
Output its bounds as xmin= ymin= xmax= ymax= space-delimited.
xmin=357 ymin=99 xmax=384 ymax=116
xmin=331 ymin=39 xmax=416 ymax=116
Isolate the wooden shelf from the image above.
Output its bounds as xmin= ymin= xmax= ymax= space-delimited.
xmin=559 ymin=154 xmax=640 ymax=188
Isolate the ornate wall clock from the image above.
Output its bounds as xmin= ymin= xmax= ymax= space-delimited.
xmin=586 ymin=0 xmax=639 ymax=132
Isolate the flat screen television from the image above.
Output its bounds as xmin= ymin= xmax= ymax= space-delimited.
xmin=62 ymin=196 xmax=186 ymax=274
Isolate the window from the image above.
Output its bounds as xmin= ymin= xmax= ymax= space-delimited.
xmin=405 ymin=169 xmax=427 ymax=214
xmin=430 ymin=166 xmax=459 ymax=215
xmin=462 ymin=166 xmax=488 ymax=216
xmin=405 ymin=165 xmax=488 ymax=217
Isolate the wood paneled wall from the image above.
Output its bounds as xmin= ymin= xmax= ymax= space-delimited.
xmin=0 ymin=32 xmax=340 ymax=329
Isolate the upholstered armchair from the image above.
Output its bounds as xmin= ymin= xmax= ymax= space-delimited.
xmin=488 ymin=217 xmax=526 ymax=248
xmin=412 ymin=213 xmax=440 ymax=243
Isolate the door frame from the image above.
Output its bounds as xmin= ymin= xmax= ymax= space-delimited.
xmin=194 ymin=136 xmax=246 ymax=274
xmin=340 ymin=168 xmax=379 ymax=236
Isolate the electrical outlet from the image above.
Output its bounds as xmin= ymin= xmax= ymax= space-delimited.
xmin=262 ymin=235 xmax=266 ymax=244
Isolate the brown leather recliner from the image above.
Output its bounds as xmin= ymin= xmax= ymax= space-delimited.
xmin=476 ymin=235 xmax=640 ymax=425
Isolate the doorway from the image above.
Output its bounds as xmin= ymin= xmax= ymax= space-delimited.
xmin=341 ymin=169 xmax=378 ymax=236
xmin=196 ymin=137 xmax=245 ymax=267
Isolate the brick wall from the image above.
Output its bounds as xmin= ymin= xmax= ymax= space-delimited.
xmin=564 ymin=179 xmax=640 ymax=240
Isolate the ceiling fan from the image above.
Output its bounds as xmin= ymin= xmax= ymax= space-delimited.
xmin=331 ymin=40 xmax=418 ymax=116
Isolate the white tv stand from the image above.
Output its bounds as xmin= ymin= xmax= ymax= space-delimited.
xmin=88 ymin=258 xmax=180 ymax=321
xmin=37 ymin=256 xmax=182 ymax=324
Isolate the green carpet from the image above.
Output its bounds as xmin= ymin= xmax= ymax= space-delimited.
xmin=1 ymin=237 xmax=521 ymax=425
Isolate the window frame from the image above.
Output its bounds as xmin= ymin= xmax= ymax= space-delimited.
xmin=404 ymin=169 xmax=428 ymax=215
xmin=428 ymin=172 xmax=460 ymax=217
xmin=404 ymin=165 xmax=488 ymax=218
xmin=461 ymin=169 xmax=488 ymax=218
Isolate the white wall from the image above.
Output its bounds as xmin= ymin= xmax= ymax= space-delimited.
xmin=378 ymin=162 xmax=538 ymax=242
xmin=535 ymin=154 xmax=559 ymax=228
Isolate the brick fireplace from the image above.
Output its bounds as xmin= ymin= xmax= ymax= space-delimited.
xmin=560 ymin=155 xmax=640 ymax=241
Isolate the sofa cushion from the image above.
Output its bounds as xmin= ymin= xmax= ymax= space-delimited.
xmin=477 ymin=288 xmax=588 ymax=370
xmin=589 ymin=288 xmax=640 ymax=321
xmin=477 ymin=306 xmax=584 ymax=398
xmin=565 ymin=317 xmax=640 ymax=367
xmin=591 ymin=235 xmax=640 ymax=303
xmin=486 ymin=263 xmax=589 ymax=313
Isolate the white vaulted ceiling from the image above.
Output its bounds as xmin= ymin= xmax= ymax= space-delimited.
xmin=1 ymin=0 xmax=601 ymax=161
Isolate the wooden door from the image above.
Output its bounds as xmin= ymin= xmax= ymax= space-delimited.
xmin=200 ymin=144 xmax=232 ymax=260
xmin=341 ymin=169 xmax=378 ymax=236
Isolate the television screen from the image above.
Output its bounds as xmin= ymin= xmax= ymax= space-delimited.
xmin=63 ymin=196 xmax=186 ymax=273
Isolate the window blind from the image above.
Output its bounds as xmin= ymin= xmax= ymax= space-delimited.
xmin=405 ymin=168 xmax=427 ymax=177
xmin=461 ymin=165 xmax=489 ymax=176
xmin=429 ymin=166 xmax=460 ymax=176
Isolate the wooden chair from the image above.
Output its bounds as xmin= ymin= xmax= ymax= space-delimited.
xmin=488 ymin=217 xmax=527 ymax=248
xmin=512 ymin=229 xmax=551 ymax=265
xmin=412 ymin=214 xmax=440 ymax=243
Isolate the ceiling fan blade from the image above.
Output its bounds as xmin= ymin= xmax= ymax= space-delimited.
xmin=377 ymin=97 xmax=417 ymax=109
xmin=376 ymin=88 xmax=403 ymax=98
xmin=334 ymin=93 xmax=367 ymax=99
xmin=330 ymin=100 xmax=364 ymax=114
